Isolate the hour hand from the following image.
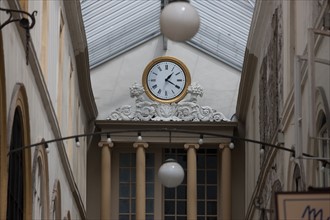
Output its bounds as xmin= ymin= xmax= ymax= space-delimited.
xmin=165 ymin=73 xmax=173 ymax=81
xmin=167 ymin=80 xmax=181 ymax=89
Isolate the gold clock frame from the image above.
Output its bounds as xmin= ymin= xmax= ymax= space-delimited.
xmin=142 ymin=56 xmax=191 ymax=104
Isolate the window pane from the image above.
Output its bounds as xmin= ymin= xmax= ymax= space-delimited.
xmin=198 ymin=201 xmax=205 ymax=215
xmin=207 ymin=186 xmax=217 ymax=199
xmin=207 ymin=170 xmax=217 ymax=184
xmin=207 ymin=201 xmax=217 ymax=215
xmin=165 ymin=201 xmax=175 ymax=214
xmin=120 ymin=153 xmax=131 ymax=166
xmin=131 ymin=183 xmax=136 ymax=197
xmin=197 ymin=185 xmax=205 ymax=199
xmin=206 ymin=155 xmax=217 ymax=169
xmin=165 ymin=188 xmax=175 ymax=199
xmin=146 ymin=153 xmax=154 ymax=167
xmin=165 ymin=216 xmax=175 ymax=220
xmin=146 ymin=199 xmax=154 ymax=213
xmin=177 ymin=201 xmax=186 ymax=215
xmin=119 ymin=215 xmax=129 ymax=220
xmin=146 ymin=168 xmax=154 ymax=182
xmin=119 ymin=199 xmax=129 ymax=213
xmin=177 ymin=155 xmax=187 ymax=169
xmin=177 ymin=185 xmax=186 ymax=199
xmin=146 ymin=183 xmax=154 ymax=198
xmin=197 ymin=154 xmax=205 ymax=169
xmin=120 ymin=168 xmax=130 ymax=182
xmin=120 ymin=183 xmax=130 ymax=197
xmin=197 ymin=170 xmax=205 ymax=184
xmin=131 ymin=169 xmax=136 ymax=182
xmin=132 ymin=199 xmax=136 ymax=212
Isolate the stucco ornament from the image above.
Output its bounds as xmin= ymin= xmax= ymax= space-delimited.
xmin=108 ymin=82 xmax=229 ymax=122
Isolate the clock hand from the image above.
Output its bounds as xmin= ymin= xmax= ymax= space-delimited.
xmin=167 ymin=80 xmax=181 ymax=89
xmin=165 ymin=73 xmax=174 ymax=81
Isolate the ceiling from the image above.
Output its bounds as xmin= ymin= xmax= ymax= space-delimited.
xmin=81 ymin=0 xmax=255 ymax=71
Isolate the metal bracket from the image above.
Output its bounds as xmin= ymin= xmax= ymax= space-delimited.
xmin=0 ymin=7 xmax=37 ymax=65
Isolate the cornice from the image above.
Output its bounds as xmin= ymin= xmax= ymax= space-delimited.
xmin=236 ymin=49 xmax=258 ymax=122
xmin=63 ymin=0 xmax=98 ymax=122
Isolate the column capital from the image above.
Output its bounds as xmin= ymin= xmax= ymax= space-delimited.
xmin=98 ymin=141 xmax=114 ymax=148
xmin=184 ymin=143 xmax=200 ymax=150
xmin=133 ymin=142 xmax=149 ymax=149
xmin=219 ymin=143 xmax=230 ymax=150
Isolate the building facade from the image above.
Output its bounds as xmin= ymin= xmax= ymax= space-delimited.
xmin=0 ymin=0 xmax=97 ymax=219
xmin=87 ymin=37 xmax=246 ymax=220
xmin=2 ymin=0 xmax=329 ymax=220
xmin=237 ymin=0 xmax=330 ymax=219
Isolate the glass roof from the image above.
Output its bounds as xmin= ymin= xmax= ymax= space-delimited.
xmin=81 ymin=0 xmax=255 ymax=70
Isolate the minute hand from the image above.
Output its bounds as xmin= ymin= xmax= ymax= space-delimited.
xmin=167 ymin=80 xmax=181 ymax=89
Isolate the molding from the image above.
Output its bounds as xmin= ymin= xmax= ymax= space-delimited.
xmin=280 ymin=88 xmax=294 ymax=132
xmin=63 ymin=0 xmax=98 ymax=123
xmin=31 ymin=143 xmax=50 ymax=219
xmin=245 ymin=148 xmax=278 ymax=220
xmin=108 ymin=83 xmax=230 ymax=122
xmin=0 ymin=30 xmax=7 ymax=220
xmin=236 ymin=50 xmax=258 ymax=122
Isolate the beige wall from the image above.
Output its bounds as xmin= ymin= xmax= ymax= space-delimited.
xmin=0 ymin=0 xmax=96 ymax=218
xmin=238 ymin=0 xmax=330 ymax=219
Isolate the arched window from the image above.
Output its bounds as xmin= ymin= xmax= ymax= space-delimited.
xmin=317 ymin=113 xmax=329 ymax=187
xmin=6 ymin=84 xmax=32 ymax=219
xmin=51 ymin=180 xmax=62 ymax=219
xmin=6 ymin=108 xmax=24 ymax=220
xmin=32 ymin=143 xmax=49 ymax=219
xmin=293 ymin=164 xmax=303 ymax=192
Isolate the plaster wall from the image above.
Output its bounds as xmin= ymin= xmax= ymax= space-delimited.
xmin=239 ymin=0 xmax=330 ymax=218
xmin=0 ymin=0 xmax=90 ymax=217
xmin=91 ymin=36 xmax=241 ymax=120
xmin=1 ymin=22 xmax=81 ymax=218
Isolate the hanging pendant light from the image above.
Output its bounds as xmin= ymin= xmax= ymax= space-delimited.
xmin=158 ymin=131 xmax=185 ymax=188
xmin=160 ymin=1 xmax=200 ymax=42
xmin=158 ymin=158 xmax=184 ymax=188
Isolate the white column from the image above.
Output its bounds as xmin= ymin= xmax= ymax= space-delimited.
xmin=98 ymin=141 xmax=114 ymax=220
xmin=219 ymin=143 xmax=231 ymax=220
xmin=184 ymin=143 xmax=199 ymax=220
xmin=133 ymin=142 xmax=148 ymax=220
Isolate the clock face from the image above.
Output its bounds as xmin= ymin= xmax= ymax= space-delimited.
xmin=142 ymin=57 xmax=191 ymax=103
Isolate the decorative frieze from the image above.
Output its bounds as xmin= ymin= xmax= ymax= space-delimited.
xmin=108 ymin=82 xmax=229 ymax=122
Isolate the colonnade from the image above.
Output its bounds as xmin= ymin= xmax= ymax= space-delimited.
xmin=98 ymin=140 xmax=232 ymax=220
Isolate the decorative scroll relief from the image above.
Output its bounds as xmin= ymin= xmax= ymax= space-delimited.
xmin=107 ymin=82 xmax=230 ymax=122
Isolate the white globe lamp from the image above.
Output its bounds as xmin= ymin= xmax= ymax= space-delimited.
xmin=158 ymin=159 xmax=185 ymax=188
xmin=160 ymin=1 xmax=200 ymax=42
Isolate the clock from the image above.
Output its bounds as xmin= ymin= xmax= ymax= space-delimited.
xmin=142 ymin=56 xmax=191 ymax=103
